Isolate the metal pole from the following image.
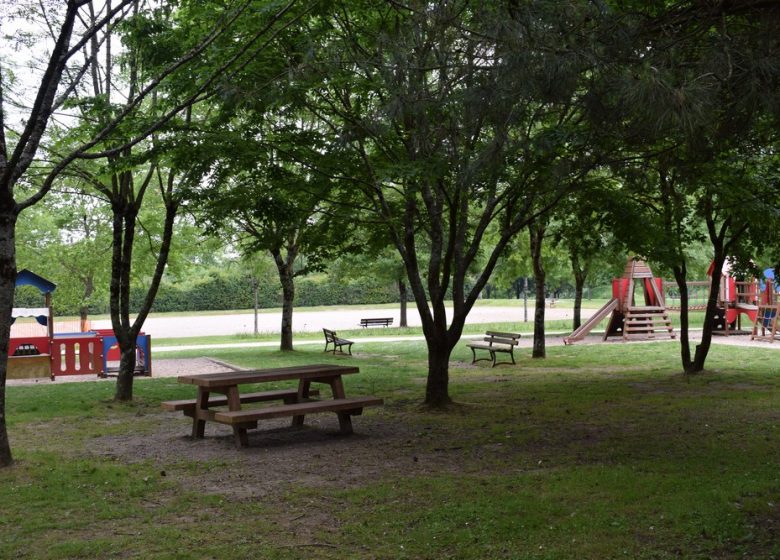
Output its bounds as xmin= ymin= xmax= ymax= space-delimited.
xmin=253 ymin=278 xmax=259 ymax=335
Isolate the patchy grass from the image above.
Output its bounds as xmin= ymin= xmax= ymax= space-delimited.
xmin=3 ymin=341 xmax=780 ymax=559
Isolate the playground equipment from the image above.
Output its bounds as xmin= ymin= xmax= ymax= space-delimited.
xmin=564 ymin=258 xmax=675 ymax=344
xmin=751 ymin=270 xmax=779 ymax=342
xmin=9 ymin=269 xmax=152 ymax=380
xmin=565 ymin=256 xmax=780 ymax=345
xmin=664 ymin=261 xmax=775 ymax=337
xmin=706 ymin=260 xmax=759 ymax=336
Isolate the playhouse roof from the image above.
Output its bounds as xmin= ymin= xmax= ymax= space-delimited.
xmin=15 ymin=269 xmax=57 ymax=294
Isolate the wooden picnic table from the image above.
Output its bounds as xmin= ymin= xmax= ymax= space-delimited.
xmin=168 ymin=364 xmax=382 ymax=448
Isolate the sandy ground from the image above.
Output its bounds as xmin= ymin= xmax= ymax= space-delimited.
xmin=90 ymin=303 xmax=574 ymax=338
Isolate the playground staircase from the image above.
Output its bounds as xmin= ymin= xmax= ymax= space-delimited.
xmin=619 ymin=260 xmax=675 ymax=341
xmin=622 ymin=306 xmax=675 ymax=340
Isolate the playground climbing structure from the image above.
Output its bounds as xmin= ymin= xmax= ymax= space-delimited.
xmin=564 ymin=258 xmax=675 ymax=344
xmin=706 ymin=260 xmax=760 ymax=336
xmin=751 ymin=278 xmax=779 ymax=342
xmin=9 ymin=269 xmax=152 ymax=380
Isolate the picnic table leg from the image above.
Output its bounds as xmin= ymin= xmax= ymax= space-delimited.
xmin=226 ymin=386 xmax=249 ymax=448
xmin=336 ymin=412 xmax=354 ymax=434
xmin=292 ymin=380 xmax=312 ymax=427
xmin=192 ymin=389 xmax=210 ymax=438
xmin=328 ymin=376 xmax=354 ymax=434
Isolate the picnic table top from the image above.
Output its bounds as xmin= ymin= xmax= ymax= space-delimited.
xmin=177 ymin=364 xmax=360 ymax=388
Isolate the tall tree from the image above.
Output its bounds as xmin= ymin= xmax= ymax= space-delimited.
xmin=592 ymin=1 xmax=780 ymax=373
xmin=283 ymin=0 xmax=596 ymax=406
xmin=0 ymin=0 xmax=301 ymax=467
xmin=193 ymin=144 xmax=356 ymax=351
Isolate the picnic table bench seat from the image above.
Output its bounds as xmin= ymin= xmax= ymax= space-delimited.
xmin=359 ymin=317 xmax=393 ymax=328
xmin=161 ymin=388 xmax=320 ymax=416
xmin=466 ymin=331 xmax=521 ymax=367
xmin=323 ymin=328 xmax=354 ymax=354
xmin=214 ymin=396 xmax=383 ymax=446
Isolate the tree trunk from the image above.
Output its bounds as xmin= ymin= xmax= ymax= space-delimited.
xmin=110 ymin=202 xmax=140 ymax=401
xmin=571 ymin=252 xmax=588 ymax=331
xmin=0 ymin=210 xmax=17 ymax=467
xmin=398 ymin=278 xmax=408 ymax=327
xmin=280 ymin=275 xmax=294 ymax=351
xmin=79 ymin=307 xmax=89 ymax=332
xmin=672 ymin=264 xmax=693 ymax=371
xmin=114 ymin=345 xmax=137 ymax=401
xmin=273 ymin=248 xmax=295 ymax=352
xmin=691 ymin=251 xmax=727 ymax=372
xmin=79 ymin=275 xmax=94 ymax=332
xmin=111 ymin=168 xmax=178 ymax=401
xmin=530 ymin=225 xmax=546 ymax=358
xmin=424 ymin=335 xmax=452 ymax=407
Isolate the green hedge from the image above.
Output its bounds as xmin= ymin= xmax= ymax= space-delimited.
xmin=123 ymin=273 xmax=400 ymax=313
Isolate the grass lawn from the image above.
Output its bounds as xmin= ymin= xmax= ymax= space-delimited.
xmin=3 ymin=340 xmax=780 ymax=559
xmin=153 ymin=319 xmax=578 ymax=347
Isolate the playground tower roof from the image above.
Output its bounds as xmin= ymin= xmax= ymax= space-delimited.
xmin=15 ymin=269 xmax=57 ymax=294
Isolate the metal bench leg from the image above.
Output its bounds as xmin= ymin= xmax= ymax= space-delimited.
xmin=470 ymin=347 xmax=477 ymax=364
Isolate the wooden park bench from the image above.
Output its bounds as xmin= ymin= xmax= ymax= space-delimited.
xmin=323 ymin=328 xmax=354 ymax=355
xmin=359 ymin=317 xmax=393 ymax=328
xmin=466 ymin=331 xmax=522 ymax=367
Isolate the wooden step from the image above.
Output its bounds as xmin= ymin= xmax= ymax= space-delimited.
xmin=624 ymin=333 xmax=676 ymax=340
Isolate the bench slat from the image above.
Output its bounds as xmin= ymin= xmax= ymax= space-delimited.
xmin=467 ymin=341 xmax=514 ymax=351
xmin=485 ymin=331 xmax=522 ymax=339
xmin=360 ymin=317 xmax=393 ymax=327
xmin=161 ymin=389 xmax=320 ymax=411
xmin=213 ymin=396 xmax=384 ymax=425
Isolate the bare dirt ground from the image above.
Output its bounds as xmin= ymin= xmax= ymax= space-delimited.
xmin=81 ymin=331 xmax=780 ymax=504
xmin=88 ymin=403 xmax=460 ymax=501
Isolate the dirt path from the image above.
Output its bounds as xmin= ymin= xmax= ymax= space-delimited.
xmin=89 ymin=303 xmax=578 ymax=338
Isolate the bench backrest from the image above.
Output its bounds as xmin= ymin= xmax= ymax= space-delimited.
xmin=484 ymin=335 xmax=519 ymax=346
xmin=323 ymin=328 xmax=337 ymax=341
xmin=485 ymin=331 xmax=521 ymax=340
